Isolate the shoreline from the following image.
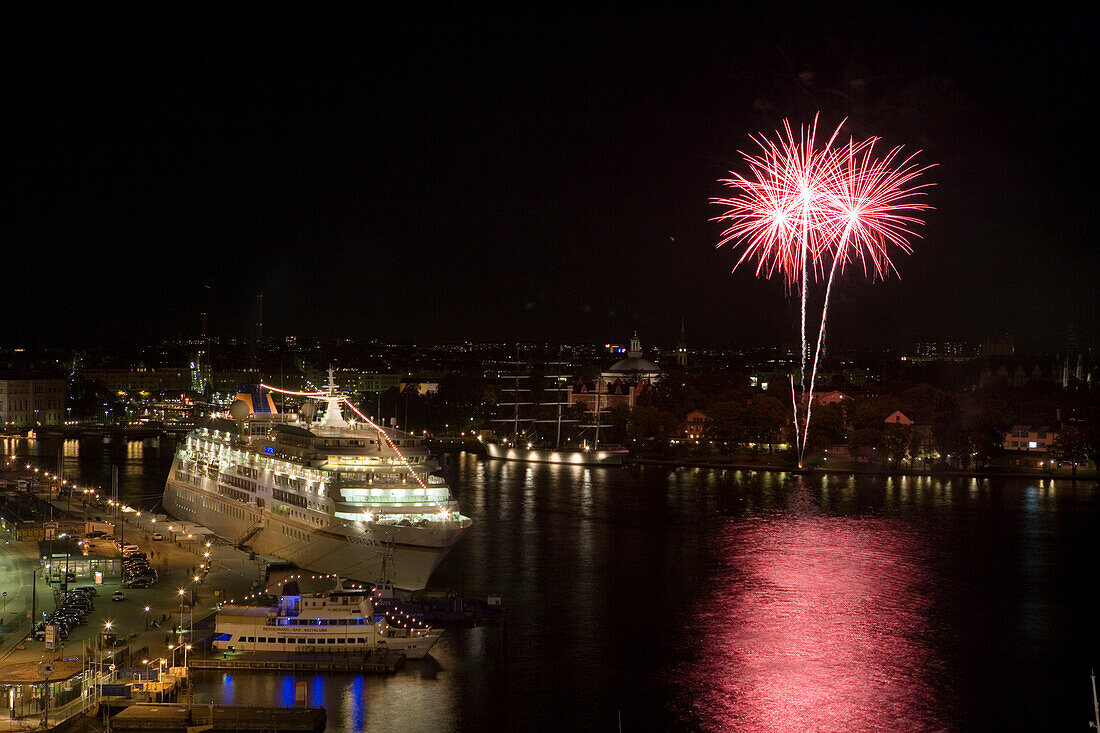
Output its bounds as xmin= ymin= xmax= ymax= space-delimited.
xmin=623 ymin=456 xmax=1099 ymax=482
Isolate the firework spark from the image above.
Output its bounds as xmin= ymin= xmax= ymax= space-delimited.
xmin=801 ymin=139 xmax=933 ymax=459
xmin=712 ymin=116 xmax=848 ymax=448
xmin=712 ymin=118 xmax=933 ymax=465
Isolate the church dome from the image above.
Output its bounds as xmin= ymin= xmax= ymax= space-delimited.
xmin=607 ymin=356 xmax=662 ymax=373
xmin=606 ymin=332 xmax=663 ymax=375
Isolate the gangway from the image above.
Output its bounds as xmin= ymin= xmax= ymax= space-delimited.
xmin=236 ymin=520 xmax=265 ymax=550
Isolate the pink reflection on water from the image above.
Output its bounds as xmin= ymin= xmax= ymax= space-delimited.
xmin=677 ymin=515 xmax=943 ymax=732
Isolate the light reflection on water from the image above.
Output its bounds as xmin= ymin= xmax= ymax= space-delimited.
xmin=675 ymin=508 xmax=942 ymax=731
xmin=4 ymin=439 xmax=1098 ymax=731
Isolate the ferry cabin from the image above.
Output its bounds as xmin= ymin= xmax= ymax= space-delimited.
xmin=212 ymin=588 xmax=440 ymax=659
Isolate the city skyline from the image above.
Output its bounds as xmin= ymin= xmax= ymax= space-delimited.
xmin=8 ymin=6 xmax=1096 ymax=351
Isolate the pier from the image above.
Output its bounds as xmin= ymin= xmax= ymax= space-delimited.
xmin=109 ymin=703 xmax=326 ymax=732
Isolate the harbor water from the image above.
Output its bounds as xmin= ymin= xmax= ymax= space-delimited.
xmin=6 ymin=436 xmax=1099 ymax=731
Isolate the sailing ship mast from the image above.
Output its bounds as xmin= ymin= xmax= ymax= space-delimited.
xmin=534 ymin=345 xmax=577 ymax=449
xmin=492 ymin=345 xmax=577 ymax=448
xmin=493 ymin=345 xmax=533 ymax=445
xmin=578 ymin=371 xmax=612 ymax=450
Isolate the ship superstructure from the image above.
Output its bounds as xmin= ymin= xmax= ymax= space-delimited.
xmin=213 ymin=578 xmax=442 ymax=659
xmin=163 ymin=371 xmax=471 ymax=590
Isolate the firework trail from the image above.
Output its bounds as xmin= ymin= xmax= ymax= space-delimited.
xmin=800 ymin=138 xmax=933 ymax=461
xmin=713 ymin=116 xmax=845 ymax=454
xmin=712 ymin=118 xmax=932 ymax=466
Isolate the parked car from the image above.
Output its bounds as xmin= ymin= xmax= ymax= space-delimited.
xmin=59 ymin=598 xmax=90 ymax=610
xmin=124 ymin=577 xmax=155 ymax=589
xmin=60 ymin=601 xmax=91 ymax=614
xmin=111 ymin=590 xmax=125 ymax=602
xmin=74 ymin=586 xmax=98 ymax=597
xmin=151 ymin=532 xmax=163 ymax=541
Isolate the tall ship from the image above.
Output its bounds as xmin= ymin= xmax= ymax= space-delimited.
xmin=483 ymin=345 xmax=631 ymax=466
xmin=162 ymin=371 xmax=471 ymax=591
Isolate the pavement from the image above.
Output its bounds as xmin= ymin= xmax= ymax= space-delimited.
xmin=0 ymin=498 xmax=264 ymax=675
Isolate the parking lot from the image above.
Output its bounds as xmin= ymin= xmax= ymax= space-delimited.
xmin=1 ymin=504 xmax=264 ymax=669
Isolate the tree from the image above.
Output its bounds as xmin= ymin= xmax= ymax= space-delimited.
xmin=848 ymin=427 xmax=881 ymax=464
xmin=881 ymin=423 xmax=911 ymax=465
xmin=605 ymin=404 xmax=631 ymax=445
xmin=806 ymin=402 xmax=846 ymax=450
xmin=747 ymin=395 xmax=786 ymax=454
xmin=1049 ymin=426 xmax=1090 ymax=476
xmin=851 ymin=396 xmax=905 ymax=430
xmin=628 ymin=405 xmax=678 ymax=445
xmin=967 ymin=423 xmax=1004 ymax=470
xmin=945 ymin=428 xmax=972 ymax=469
xmin=707 ymin=401 xmax=749 ymax=459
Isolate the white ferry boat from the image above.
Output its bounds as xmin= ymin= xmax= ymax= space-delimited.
xmin=213 ymin=578 xmax=441 ymax=659
xmin=162 ymin=371 xmax=471 ymax=590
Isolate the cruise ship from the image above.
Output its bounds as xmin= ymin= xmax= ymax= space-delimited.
xmin=162 ymin=372 xmax=471 ymax=590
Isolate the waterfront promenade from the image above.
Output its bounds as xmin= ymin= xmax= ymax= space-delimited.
xmin=0 ymin=494 xmax=264 ymax=729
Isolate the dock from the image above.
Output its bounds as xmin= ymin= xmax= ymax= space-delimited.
xmin=189 ymin=649 xmax=405 ymax=674
xmin=110 ymin=703 xmax=326 ymax=732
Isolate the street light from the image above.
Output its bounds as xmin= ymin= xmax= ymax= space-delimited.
xmin=144 ymin=606 xmax=151 ymax=630
xmin=177 ymin=588 xmax=186 ymax=649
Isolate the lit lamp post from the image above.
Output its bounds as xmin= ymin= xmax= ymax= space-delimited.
xmin=144 ymin=606 xmax=151 ymax=630
xmin=30 ymin=566 xmax=44 ymax=628
xmin=177 ymin=588 xmax=186 ymax=660
xmin=99 ymin=620 xmax=114 ymax=704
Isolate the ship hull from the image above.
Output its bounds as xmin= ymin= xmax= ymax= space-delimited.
xmin=163 ymin=465 xmax=466 ymax=591
xmin=485 ymin=441 xmax=624 ymax=466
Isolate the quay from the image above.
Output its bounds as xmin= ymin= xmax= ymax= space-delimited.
xmin=109 ymin=703 xmax=326 ymax=732
xmin=0 ymin=477 xmax=268 ymax=730
xmin=189 ymin=648 xmax=405 ymax=674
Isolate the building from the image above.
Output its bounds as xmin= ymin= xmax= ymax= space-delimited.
xmin=812 ymin=390 xmax=851 ymax=405
xmin=884 ymin=410 xmax=914 ymax=425
xmin=81 ymin=365 xmax=191 ymax=395
xmin=400 ymin=378 xmax=440 ymax=395
xmin=344 ymin=372 xmax=402 ymax=393
xmin=569 ymin=333 xmax=665 ymax=411
xmin=1002 ymin=425 xmax=1058 ymax=453
xmin=1002 ymin=425 xmax=1060 ymax=469
xmin=680 ymin=410 xmax=710 ymax=440
xmin=0 ymin=372 xmax=66 ymax=429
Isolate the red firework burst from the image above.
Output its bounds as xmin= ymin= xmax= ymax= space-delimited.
xmin=712 ymin=119 xmax=932 ymax=282
xmin=711 ymin=116 xmax=848 ymax=284
xmin=818 ymin=137 xmax=934 ymax=279
xmin=711 ymin=116 xmax=933 ymax=465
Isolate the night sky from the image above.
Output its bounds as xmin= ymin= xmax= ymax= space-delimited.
xmin=8 ymin=6 xmax=1096 ymax=352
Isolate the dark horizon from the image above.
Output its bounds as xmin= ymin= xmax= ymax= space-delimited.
xmin=8 ymin=6 xmax=1096 ymax=352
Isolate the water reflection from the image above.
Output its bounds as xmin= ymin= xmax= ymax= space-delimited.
xmin=678 ymin=514 xmax=941 ymax=731
xmin=5 ymin=441 xmax=1096 ymax=730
